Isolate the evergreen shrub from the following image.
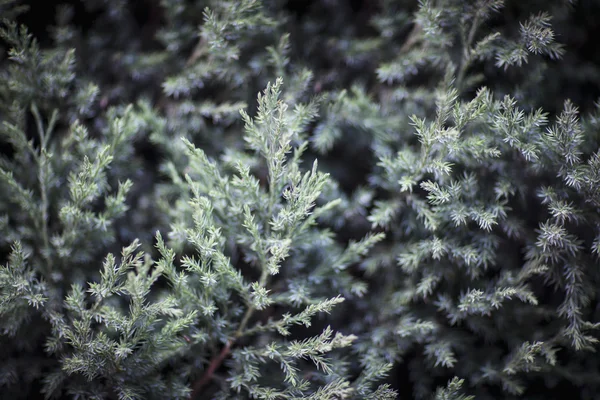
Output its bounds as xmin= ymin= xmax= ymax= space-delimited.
xmin=2 ymin=0 xmax=600 ymax=399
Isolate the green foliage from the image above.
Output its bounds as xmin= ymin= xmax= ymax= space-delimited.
xmin=2 ymin=0 xmax=600 ymax=399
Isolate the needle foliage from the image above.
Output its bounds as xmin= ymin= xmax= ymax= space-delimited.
xmin=2 ymin=0 xmax=600 ymax=399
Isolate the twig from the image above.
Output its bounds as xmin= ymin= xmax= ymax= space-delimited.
xmin=188 ymin=266 xmax=270 ymax=399
xmin=186 ymin=37 xmax=206 ymax=67
xmin=456 ymin=7 xmax=484 ymax=90
xmin=189 ymin=339 xmax=233 ymax=399
xmin=400 ymin=23 xmax=422 ymax=54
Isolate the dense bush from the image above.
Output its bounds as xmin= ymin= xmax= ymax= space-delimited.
xmin=2 ymin=0 xmax=600 ymax=399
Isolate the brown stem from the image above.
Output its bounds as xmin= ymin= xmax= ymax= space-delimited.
xmin=188 ymin=268 xmax=270 ymax=398
xmin=189 ymin=339 xmax=233 ymax=399
xmin=186 ymin=37 xmax=206 ymax=67
xmin=400 ymin=23 xmax=422 ymax=54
